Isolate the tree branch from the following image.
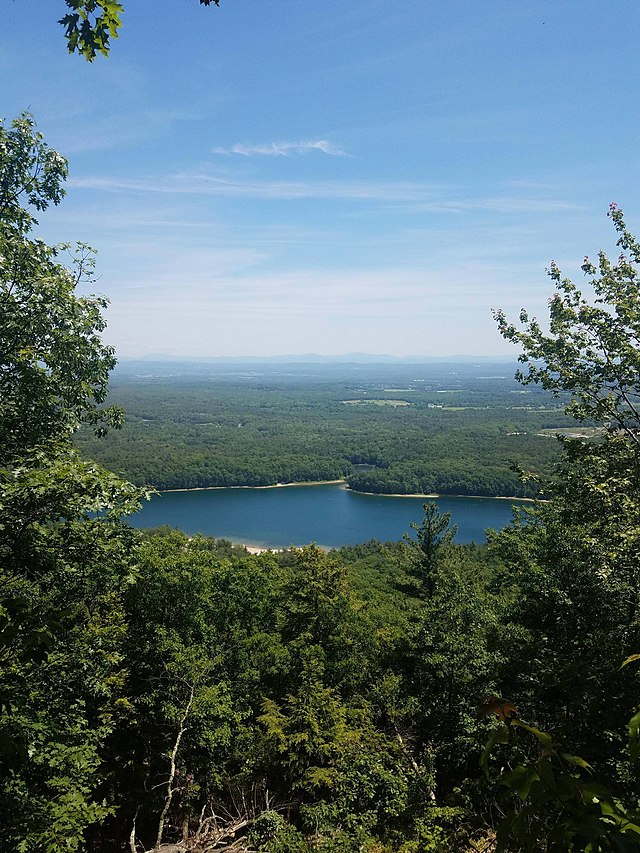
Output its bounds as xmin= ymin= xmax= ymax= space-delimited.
xmin=154 ymin=681 xmax=196 ymax=850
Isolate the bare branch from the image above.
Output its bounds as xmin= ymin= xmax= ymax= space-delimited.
xmin=154 ymin=681 xmax=197 ymax=851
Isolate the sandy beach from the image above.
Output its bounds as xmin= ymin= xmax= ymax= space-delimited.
xmin=160 ymin=479 xmax=346 ymax=494
xmin=158 ymin=481 xmax=535 ymax=502
xmin=243 ymin=544 xmax=283 ymax=554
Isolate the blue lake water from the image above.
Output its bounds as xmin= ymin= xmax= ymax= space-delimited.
xmin=129 ymin=483 xmax=527 ymax=548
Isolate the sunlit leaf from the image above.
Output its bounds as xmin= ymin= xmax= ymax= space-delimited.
xmin=561 ymin=753 xmax=592 ymax=771
xmin=501 ymin=765 xmax=540 ymax=800
xmin=479 ymin=695 xmax=519 ymax=721
xmin=513 ymin=720 xmax=553 ymax=750
xmin=627 ymin=709 xmax=640 ymax=761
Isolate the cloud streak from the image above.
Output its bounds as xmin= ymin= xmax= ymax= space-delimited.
xmin=68 ymin=173 xmax=580 ymax=215
xmin=212 ymin=139 xmax=348 ymax=157
xmin=69 ymin=174 xmax=441 ymax=201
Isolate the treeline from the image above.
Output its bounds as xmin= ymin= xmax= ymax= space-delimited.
xmin=347 ymin=464 xmax=533 ymax=497
xmin=76 ymin=382 xmax=569 ymax=497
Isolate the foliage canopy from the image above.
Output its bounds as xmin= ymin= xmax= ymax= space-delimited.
xmin=58 ymin=0 xmax=220 ymax=60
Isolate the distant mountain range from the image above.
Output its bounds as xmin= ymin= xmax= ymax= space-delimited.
xmin=120 ymin=353 xmax=519 ymax=365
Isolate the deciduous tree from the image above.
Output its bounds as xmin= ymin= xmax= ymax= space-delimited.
xmin=491 ymin=208 xmax=640 ymax=792
xmin=0 ymin=113 xmax=143 ymax=851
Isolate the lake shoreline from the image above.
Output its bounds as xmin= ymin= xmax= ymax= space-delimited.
xmin=160 ymin=479 xmax=346 ymax=493
xmin=158 ymin=480 xmax=535 ymax=503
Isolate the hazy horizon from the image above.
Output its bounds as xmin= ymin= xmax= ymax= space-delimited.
xmin=3 ymin=1 xmax=638 ymax=358
xmin=119 ymin=351 xmax=520 ymax=363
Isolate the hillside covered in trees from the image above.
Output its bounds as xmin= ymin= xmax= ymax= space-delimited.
xmin=3 ymin=115 xmax=640 ymax=853
xmin=76 ymin=367 xmax=572 ymax=498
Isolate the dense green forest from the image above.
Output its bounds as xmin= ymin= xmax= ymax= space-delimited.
xmin=3 ymin=118 xmax=640 ymax=853
xmin=76 ymin=372 xmax=576 ymax=497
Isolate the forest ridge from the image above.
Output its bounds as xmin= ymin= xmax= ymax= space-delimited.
xmin=77 ymin=366 xmax=572 ymax=498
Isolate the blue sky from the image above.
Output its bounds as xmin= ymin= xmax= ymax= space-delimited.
xmin=3 ymin=0 xmax=639 ymax=357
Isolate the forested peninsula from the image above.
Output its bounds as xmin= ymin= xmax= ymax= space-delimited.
xmin=76 ymin=370 xmax=575 ymax=499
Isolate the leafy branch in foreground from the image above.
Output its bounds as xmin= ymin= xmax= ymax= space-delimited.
xmin=494 ymin=205 xmax=640 ymax=446
xmin=0 ymin=114 xmax=123 ymax=459
xmin=480 ymin=673 xmax=640 ymax=852
xmin=58 ymin=0 xmax=220 ymax=60
xmin=0 ymin=112 xmax=144 ymax=852
xmin=488 ymin=209 xmax=640 ymax=849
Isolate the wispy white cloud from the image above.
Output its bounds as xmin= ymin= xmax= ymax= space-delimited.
xmin=69 ymin=173 xmax=440 ymax=201
xmin=383 ymin=197 xmax=583 ymax=215
xmin=68 ymin=173 xmax=580 ymax=215
xmin=212 ymin=139 xmax=348 ymax=157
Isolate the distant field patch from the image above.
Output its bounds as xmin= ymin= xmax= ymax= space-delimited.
xmin=537 ymin=427 xmax=603 ymax=439
xmin=509 ymin=406 xmax=563 ymax=411
xmin=342 ymin=399 xmax=412 ymax=407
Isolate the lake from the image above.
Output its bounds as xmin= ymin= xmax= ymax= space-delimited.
xmin=129 ymin=483 xmax=528 ymax=548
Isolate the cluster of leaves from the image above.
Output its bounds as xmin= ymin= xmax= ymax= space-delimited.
xmin=58 ymin=0 xmax=219 ymax=60
xmin=480 ymin=706 xmax=640 ymax=851
xmin=0 ymin=114 xmax=124 ymax=459
xmin=494 ymin=203 xmax=640 ymax=444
